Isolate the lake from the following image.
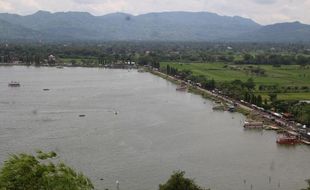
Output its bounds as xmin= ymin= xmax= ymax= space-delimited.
xmin=0 ymin=66 xmax=310 ymax=190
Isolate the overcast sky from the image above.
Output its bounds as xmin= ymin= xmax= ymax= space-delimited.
xmin=0 ymin=0 xmax=309 ymax=24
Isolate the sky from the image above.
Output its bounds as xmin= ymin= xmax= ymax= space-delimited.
xmin=0 ymin=0 xmax=309 ymax=25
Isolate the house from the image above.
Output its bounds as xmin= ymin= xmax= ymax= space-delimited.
xmin=48 ymin=55 xmax=56 ymax=64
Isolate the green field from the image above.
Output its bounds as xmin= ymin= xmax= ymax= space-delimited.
xmin=259 ymin=93 xmax=310 ymax=101
xmin=161 ymin=62 xmax=310 ymax=100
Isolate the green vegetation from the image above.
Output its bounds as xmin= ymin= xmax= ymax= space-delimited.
xmin=159 ymin=171 xmax=209 ymax=190
xmin=161 ymin=63 xmax=310 ymax=88
xmin=0 ymin=151 xmax=93 ymax=190
xmin=302 ymin=180 xmax=310 ymax=190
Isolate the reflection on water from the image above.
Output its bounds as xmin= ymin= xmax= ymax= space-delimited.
xmin=0 ymin=66 xmax=309 ymax=190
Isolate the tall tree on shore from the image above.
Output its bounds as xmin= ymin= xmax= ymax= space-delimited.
xmin=301 ymin=179 xmax=310 ymax=190
xmin=0 ymin=151 xmax=93 ymax=190
xmin=159 ymin=171 xmax=209 ymax=190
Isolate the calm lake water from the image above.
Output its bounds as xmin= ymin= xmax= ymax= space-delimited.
xmin=0 ymin=66 xmax=310 ymax=190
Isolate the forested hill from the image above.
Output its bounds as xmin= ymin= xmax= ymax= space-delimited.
xmin=0 ymin=11 xmax=310 ymax=42
xmin=234 ymin=21 xmax=310 ymax=42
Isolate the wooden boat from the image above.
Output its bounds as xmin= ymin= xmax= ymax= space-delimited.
xmin=264 ymin=125 xmax=280 ymax=131
xmin=276 ymin=134 xmax=300 ymax=145
xmin=8 ymin=81 xmax=20 ymax=87
xmin=212 ymin=105 xmax=225 ymax=111
xmin=244 ymin=121 xmax=264 ymax=129
xmin=176 ymin=85 xmax=187 ymax=91
xmin=138 ymin=68 xmax=145 ymax=73
xmin=301 ymin=139 xmax=310 ymax=145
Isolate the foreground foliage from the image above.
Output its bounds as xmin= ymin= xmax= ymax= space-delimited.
xmin=0 ymin=151 xmax=93 ymax=190
xmin=302 ymin=180 xmax=310 ymax=190
xmin=159 ymin=171 xmax=209 ymax=190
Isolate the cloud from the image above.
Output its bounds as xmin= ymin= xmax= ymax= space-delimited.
xmin=0 ymin=0 xmax=13 ymax=11
xmin=72 ymin=0 xmax=103 ymax=4
xmin=0 ymin=0 xmax=309 ymax=24
xmin=253 ymin=0 xmax=277 ymax=4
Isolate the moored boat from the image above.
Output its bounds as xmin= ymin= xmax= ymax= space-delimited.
xmin=243 ymin=121 xmax=264 ymax=129
xmin=176 ymin=85 xmax=187 ymax=91
xmin=8 ymin=81 xmax=20 ymax=87
xmin=176 ymin=82 xmax=187 ymax=91
xmin=301 ymin=139 xmax=310 ymax=145
xmin=212 ymin=104 xmax=225 ymax=111
xmin=264 ymin=125 xmax=280 ymax=131
xmin=276 ymin=134 xmax=300 ymax=145
xmin=138 ymin=68 xmax=145 ymax=73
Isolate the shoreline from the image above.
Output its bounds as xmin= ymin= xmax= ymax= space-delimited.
xmin=149 ymin=69 xmax=310 ymax=145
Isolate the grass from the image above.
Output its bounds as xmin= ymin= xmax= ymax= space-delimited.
xmin=259 ymin=92 xmax=310 ymax=101
xmin=161 ymin=62 xmax=310 ymax=101
xmin=162 ymin=62 xmax=310 ymax=86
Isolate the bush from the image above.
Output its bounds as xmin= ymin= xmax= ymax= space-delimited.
xmin=159 ymin=171 xmax=209 ymax=190
xmin=0 ymin=151 xmax=93 ymax=190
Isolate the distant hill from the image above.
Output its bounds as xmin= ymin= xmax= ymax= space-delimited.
xmin=235 ymin=21 xmax=310 ymax=42
xmin=0 ymin=11 xmax=309 ymax=42
xmin=0 ymin=18 xmax=41 ymax=40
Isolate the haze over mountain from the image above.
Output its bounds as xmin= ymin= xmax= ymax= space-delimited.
xmin=0 ymin=11 xmax=309 ymax=42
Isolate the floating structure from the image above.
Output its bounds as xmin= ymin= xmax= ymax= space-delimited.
xmin=244 ymin=121 xmax=264 ymax=129
xmin=276 ymin=134 xmax=300 ymax=145
xmin=264 ymin=125 xmax=280 ymax=131
xmin=56 ymin=66 xmax=64 ymax=69
xmin=212 ymin=105 xmax=225 ymax=111
xmin=227 ymin=105 xmax=236 ymax=112
xmin=176 ymin=82 xmax=187 ymax=91
xmin=8 ymin=81 xmax=20 ymax=87
xmin=138 ymin=68 xmax=145 ymax=73
xmin=301 ymin=139 xmax=310 ymax=145
xmin=176 ymin=85 xmax=187 ymax=91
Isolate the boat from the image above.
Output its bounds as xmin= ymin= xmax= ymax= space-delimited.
xmin=264 ymin=125 xmax=280 ymax=131
xmin=243 ymin=121 xmax=264 ymax=129
xmin=212 ymin=105 xmax=225 ymax=111
xmin=176 ymin=82 xmax=187 ymax=91
xmin=138 ymin=68 xmax=145 ymax=73
xmin=227 ymin=105 xmax=236 ymax=112
xmin=301 ymin=139 xmax=310 ymax=145
xmin=56 ymin=66 xmax=64 ymax=69
xmin=276 ymin=134 xmax=300 ymax=145
xmin=176 ymin=85 xmax=187 ymax=91
xmin=8 ymin=81 xmax=20 ymax=87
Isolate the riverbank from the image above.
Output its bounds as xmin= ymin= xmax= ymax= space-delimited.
xmin=150 ymin=69 xmax=251 ymax=115
xmin=149 ymin=69 xmax=310 ymax=145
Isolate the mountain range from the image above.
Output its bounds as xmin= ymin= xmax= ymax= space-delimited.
xmin=0 ymin=11 xmax=309 ymax=42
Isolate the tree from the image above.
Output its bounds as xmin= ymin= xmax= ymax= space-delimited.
xmin=301 ymin=179 xmax=310 ymax=190
xmin=159 ymin=171 xmax=208 ymax=190
xmin=269 ymin=93 xmax=277 ymax=103
xmin=244 ymin=78 xmax=255 ymax=90
xmin=257 ymin=95 xmax=263 ymax=106
xmin=0 ymin=151 xmax=93 ymax=190
xmin=166 ymin=64 xmax=171 ymax=75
